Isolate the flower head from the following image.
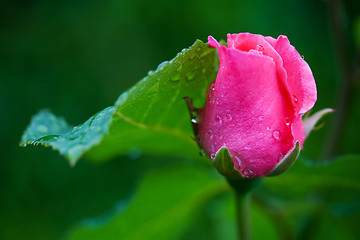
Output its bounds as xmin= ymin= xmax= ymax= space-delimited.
xmin=197 ymin=33 xmax=317 ymax=178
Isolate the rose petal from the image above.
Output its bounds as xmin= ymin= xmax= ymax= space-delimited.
xmin=271 ymin=35 xmax=317 ymax=114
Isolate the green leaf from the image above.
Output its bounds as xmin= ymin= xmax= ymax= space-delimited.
xmin=20 ymin=40 xmax=218 ymax=164
xmin=65 ymin=165 xmax=227 ymax=240
xmin=20 ymin=107 xmax=115 ymax=166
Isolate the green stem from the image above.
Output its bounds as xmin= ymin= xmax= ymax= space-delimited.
xmin=235 ymin=191 xmax=252 ymax=240
xmin=227 ymin=178 xmax=262 ymax=240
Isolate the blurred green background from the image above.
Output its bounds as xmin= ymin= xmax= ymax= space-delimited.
xmin=1 ymin=0 xmax=359 ymax=239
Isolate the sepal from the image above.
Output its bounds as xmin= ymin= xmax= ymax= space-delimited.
xmin=267 ymin=141 xmax=300 ymax=177
xmin=213 ymin=146 xmax=245 ymax=180
xmin=303 ymin=108 xmax=334 ymax=138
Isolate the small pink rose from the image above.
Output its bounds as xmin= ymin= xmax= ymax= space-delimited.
xmin=197 ymin=33 xmax=317 ymax=178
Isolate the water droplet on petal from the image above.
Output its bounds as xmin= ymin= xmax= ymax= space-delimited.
xmin=215 ymin=114 xmax=222 ymax=124
xmin=210 ymin=144 xmax=215 ymax=153
xmin=233 ymin=156 xmax=241 ymax=170
xmin=272 ymin=130 xmax=280 ymax=140
xmin=210 ymin=83 xmax=215 ymax=91
xmin=285 ymin=117 xmax=290 ymax=126
xmin=210 ymin=153 xmax=216 ymax=159
xmin=256 ymin=44 xmax=264 ymax=53
xmin=244 ymin=168 xmax=254 ymax=178
xmin=258 ymin=115 xmax=264 ymax=120
xmin=301 ymin=55 xmax=304 ymax=59
xmin=266 ymin=125 xmax=271 ymax=130
xmin=292 ymin=94 xmax=298 ymax=103
xmin=191 ymin=119 xmax=197 ymax=124
xmin=225 ymin=113 xmax=232 ymax=122
xmin=208 ymin=129 xmax=213 ymax=140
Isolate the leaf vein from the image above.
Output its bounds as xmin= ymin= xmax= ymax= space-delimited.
xmin=116 ymin=111 xmax=196 ymax=147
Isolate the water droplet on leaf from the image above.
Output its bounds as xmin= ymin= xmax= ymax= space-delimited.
xmin=186 ymin=72 xmax=195 ymax=81
xmin=156 ymin=61 xmax=169 ymax=71
xmin=171 ymin=74 xmax=180 ymax=82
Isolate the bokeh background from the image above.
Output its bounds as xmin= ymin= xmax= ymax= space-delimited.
xmin=1 ymin=0 xmax=359 ymax=239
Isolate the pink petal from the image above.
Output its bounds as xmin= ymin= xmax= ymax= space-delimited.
xmin=271 ymin=35 xmax=317 ymax=114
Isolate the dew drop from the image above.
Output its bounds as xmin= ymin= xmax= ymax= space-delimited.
xmin=210 ymin=144 xmax=215 ymax=153
xmin=233 ymin=156 xmax=241 ymax=170
xmin=171 ymin=74 xmax=180 ymax=82
xmin=208 ymin=129 xmax=213 ymax=140
xmin=225 ymin=113 xmax=232 ymax=122
xmin=191 ymin=119 xmax=197 ymax=124
xmin=285 ymin=117 xmax=290 ymax=126
xmin=266 ymin=125 xmax=271 ymax=130
xmin=272 ymin=130 xmax=280 ymax=140
xmin=244 ymin=168 xmax=254 ymax=178
xmin=210 ymin=153 xmax=216 ymax=159
xmin=215 ymin=114 xmax=222 ymax=124
xmin=210 ymin=83 xmax=215 ymax=91
xmin=186 ymin=72 xmax=195 ymax=81
xmin=258 ymin=115 xmax=264 ymax=120
xmin=156 ymin=61 xmax=168 ymax=71
xmin=292 ymin=94 xmax=298 ymax=103
xmin=301 ymin=55 xmax=304 ymax=59
xmin=256 ymin=44 xmax=264 ymax=52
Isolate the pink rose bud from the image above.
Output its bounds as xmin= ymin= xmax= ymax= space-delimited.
xmin=197 ymin=33 xmax=317 ymax=178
